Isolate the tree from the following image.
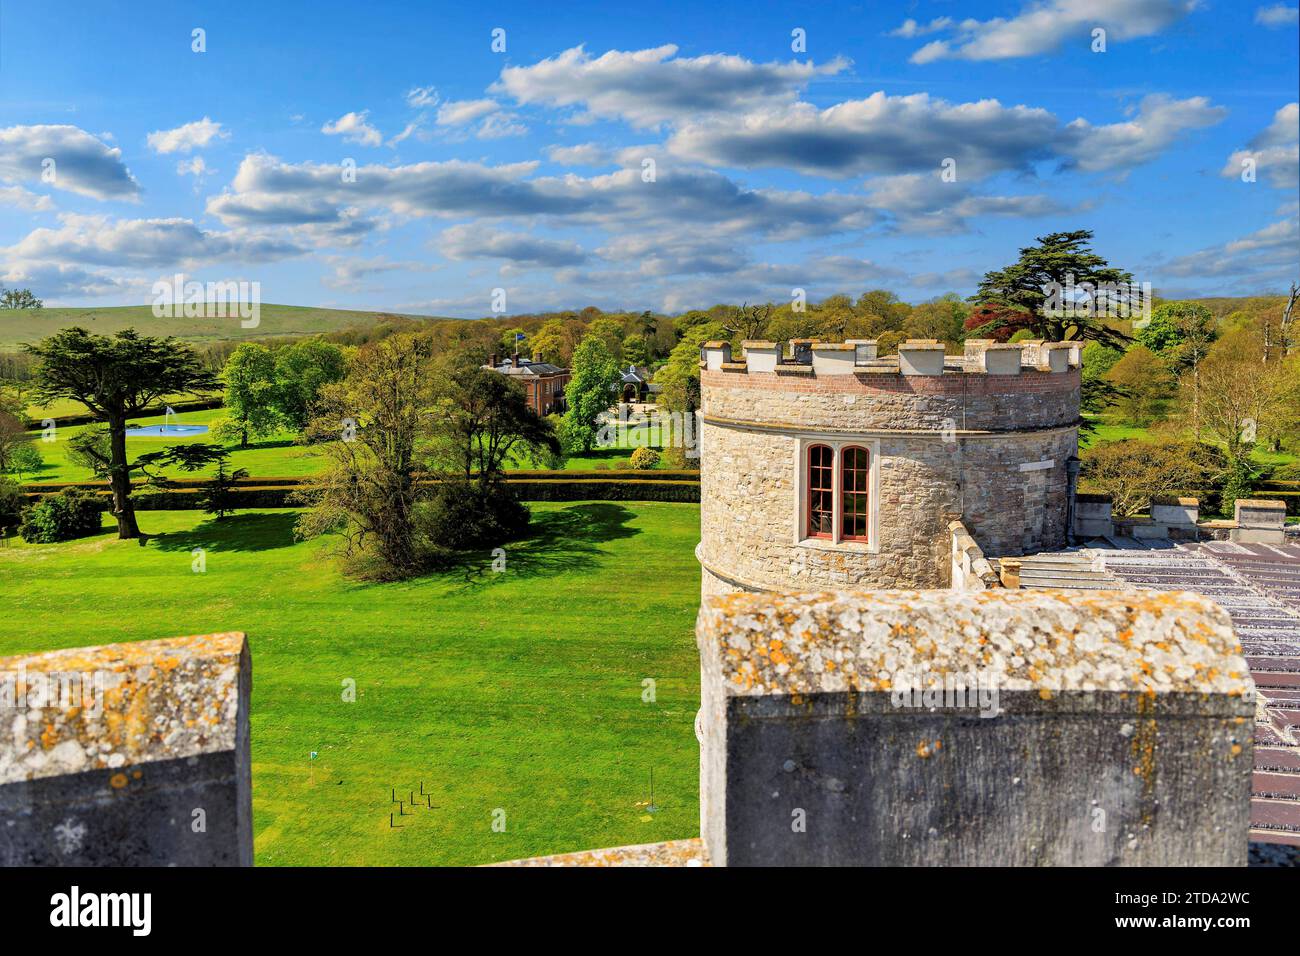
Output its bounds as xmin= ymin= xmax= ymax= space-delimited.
xmin=622 ymin=333 xmax=651 ymax=368
xmin=273 ymin=339 xmax=346 ymax=431
xmin=67 ymin=426 xmax=112 ymax=477
xmin=561 ymin=335 xmax=619 ymax=452
xmin=24 ymin=328 xmax=218 ymax=539
xmin=585 ymin=318 xmax=626 ymax=362
xmin=0 ymin=390 xmax=27 ymax=473
xmin=1198 ymin=326 xmax=1273 ymax=463
xmin=903 ymin=294 xmax=968 ymax=344
xmin=197 ymin=454 xmax=249 ymax=520
xmin=723 ymin=303 xmax=771 ymax=342
xmin=971 ymin=230 xmax=1134 ymax=348
xmin=654 ymin=322 xmax=727 ymax=415
xmin=221 ymin=343 xmax=281 ymax=447
xmin=528 ymin=320 xmax=573 ymax=365
xmin=0 ymin=287 xmax=42 ymax=310
xmin=1104 ymin=345 xmax=1172 ymax=426
xmin=421 ymin=352 xmax=559 ymax=551
xmin=1080 ymin=439 xmax=1226 ymax=518
xmin=963 ymin=302 xmax=1036 ymax=342
xmin=295 ymin=333 xmax=439 ymax=579
xmin=1138 ymin=301 xmax=1217 ymax=437
xmin=7 ymin=442 xmax=43 ymax=479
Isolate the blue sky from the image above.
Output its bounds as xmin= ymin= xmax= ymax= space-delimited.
xmin=1 ymin=0 xmax=1296 ymax=316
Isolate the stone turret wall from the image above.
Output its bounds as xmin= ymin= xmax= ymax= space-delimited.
xmin=698 ymin=340 xmax=1081 ymax=594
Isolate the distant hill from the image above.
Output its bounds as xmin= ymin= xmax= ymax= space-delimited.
xmin=0 ymin=304 xmax=451 ymax=349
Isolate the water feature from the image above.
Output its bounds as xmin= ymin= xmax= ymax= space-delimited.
xmin=125 ymin=405 xmax=209 ymax=437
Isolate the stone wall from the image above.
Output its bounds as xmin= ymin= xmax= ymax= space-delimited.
xmin=0 ymin=633 xmax=252 ymax=866
xmin=697 ymin=589 xmax=1255 ymax=866
xmin=698 ymin=351 xmax=1079 ymax=593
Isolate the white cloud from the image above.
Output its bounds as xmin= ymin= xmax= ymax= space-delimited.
xmin=4 ymin=213 xmax=306 ymax=269
xmin=1221 ymin=102 xmax=1299 ymax=189
xmin=146 ymin=117 xmax=228 ymax=154
xmin=321 ymin=111 xmax=383 ymax=147
xmin=494 ymin=44 xmax=848 ymax=128
xmin=476 ymin=112 xmax=527 ymax=139
xmin=666 ymin=91 xmax=1223 ymax=179
xmin=1058 ymin=94 xmax=1225 ymax=174
xmin=439 ymin=224 xmax=588 ymax=266
xmin=436 ymin=99 xmax=501 ymax=126
xmin=888 ymin=17 xmax=953 ymax=38
xmin=1255 ymin=4 xmax=1299 ymax=27
xmin=0 ymin=184 xmax=54 ymax=211
xmin=406 ymin=86 xmax=440 ymax=108
xmin=545 ymin=143 xmax=614 ymax=166
xmin=899 ymin=0 xmax=1198 ymax=64
xmin=0 ymin=125 xmax=140 ymax=200
xmin=176 ymin=157 xmax=211 ymax=177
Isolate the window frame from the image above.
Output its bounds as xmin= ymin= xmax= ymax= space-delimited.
xmin=806 ymin=443 xmax=835 ymax=539
xmin=839 ymin=445 xmax=871 ymax=542
xmin=794 ymin=437 xmax=880 ymax=551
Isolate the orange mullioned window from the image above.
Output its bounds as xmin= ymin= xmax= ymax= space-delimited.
xmin=807 ymin=444 xmax=834 ymax=538
xmin=840 ymin=446 xmax=870 ymax=541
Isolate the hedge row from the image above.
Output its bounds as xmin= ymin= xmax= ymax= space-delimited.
xmin=24 ymin=478 xmax=701 ymax=510
xmin=23 ymin=468 xmax=701 ymax=495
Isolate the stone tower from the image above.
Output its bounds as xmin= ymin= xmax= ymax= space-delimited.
xmin=696 ymin=338 xmax=1081 ymax=595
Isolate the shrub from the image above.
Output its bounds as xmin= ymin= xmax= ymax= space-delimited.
xmin=18 ymin=488 xmax=104 ymax=543
xmin=0 ymin=476 xmax=24 ymax=534
xmin=611 ymin=458 xmax=633 ymax=470
xmin=629 ymin=447 xmax=660 ymax=470
xmin=1221 ymin=456 xmax=1256 ymax=518
xmin=659 ymin=445 xmax=692 ymax=469
xmin=1080 ymin=439 xmax=1227 ymax=518
xmin=420 ymin=480 xmax=531 ymax=552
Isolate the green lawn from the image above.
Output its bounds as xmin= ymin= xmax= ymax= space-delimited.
xmin=15 ymin=409 xmax=685 ymax=484
xmin=0 ymin=502 xmax=703 ymax=865
xmin=1081 ymin=413 xmax=1298 ymax=470
xmin=15 ymin=408 xmax=325 ymax=483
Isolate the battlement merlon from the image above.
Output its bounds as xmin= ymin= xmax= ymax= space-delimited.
xmin=697 ymin=589 xmax=1255 ymax=866
xmin=0 ymin=632 xmax=249 ymax=785
xmin=702 ymin=338 xmax=1084 ymax=376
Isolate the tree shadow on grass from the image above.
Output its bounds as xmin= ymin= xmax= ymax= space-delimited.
xmin=441 ymin=502 xmax=642 ymax=591
xmin=149 ymin=512 xmax=301 ymax=553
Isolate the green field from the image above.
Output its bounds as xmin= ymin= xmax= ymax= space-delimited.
xmin=0 ymin=304 xmax=443 ymax=350
xmin=0 ymin=502 xmax=703 ymax=865
xmin=13 ymin=407 xmax=679 ymax=483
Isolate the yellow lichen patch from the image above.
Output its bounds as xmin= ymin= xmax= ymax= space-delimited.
xmin=109 ymin=772 xmax=128 ymax=789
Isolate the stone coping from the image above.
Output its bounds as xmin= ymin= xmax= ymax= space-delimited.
xmin=701 ymin=339 xmax=1083 ymax=377
xmin=697 ymin=590 xmax=1253 ymax=701
xmin=0 ymin=633 xmax=249 ymax=785
xmin=489 ymin=838 xmax=710 ymax=867
xmin=1237 ymin=499 xmax=1286 ymax=510
xmin=699 ymin=412 xmax=1083 ymax=440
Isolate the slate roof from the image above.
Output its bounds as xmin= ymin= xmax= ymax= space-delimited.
xmin=485 ymin=358 xmax=567 ymax=377
xmin=1093 ymin=538 xmax=1300 ymax=847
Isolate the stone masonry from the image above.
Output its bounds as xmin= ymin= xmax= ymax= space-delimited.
xmin=696 ymin=589 xmax=1255 ymax=866
xmin=0 ymin=632 xmax=252 ymax=866
xmin=698 ymin=339 xmax=1080 ymax=594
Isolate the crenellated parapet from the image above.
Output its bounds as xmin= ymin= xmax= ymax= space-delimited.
xmin=702 ymin=337 xmax=1083 ymax=377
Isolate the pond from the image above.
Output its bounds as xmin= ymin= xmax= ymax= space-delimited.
xmin=125 ymin=424 xmax=210 ymax=437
